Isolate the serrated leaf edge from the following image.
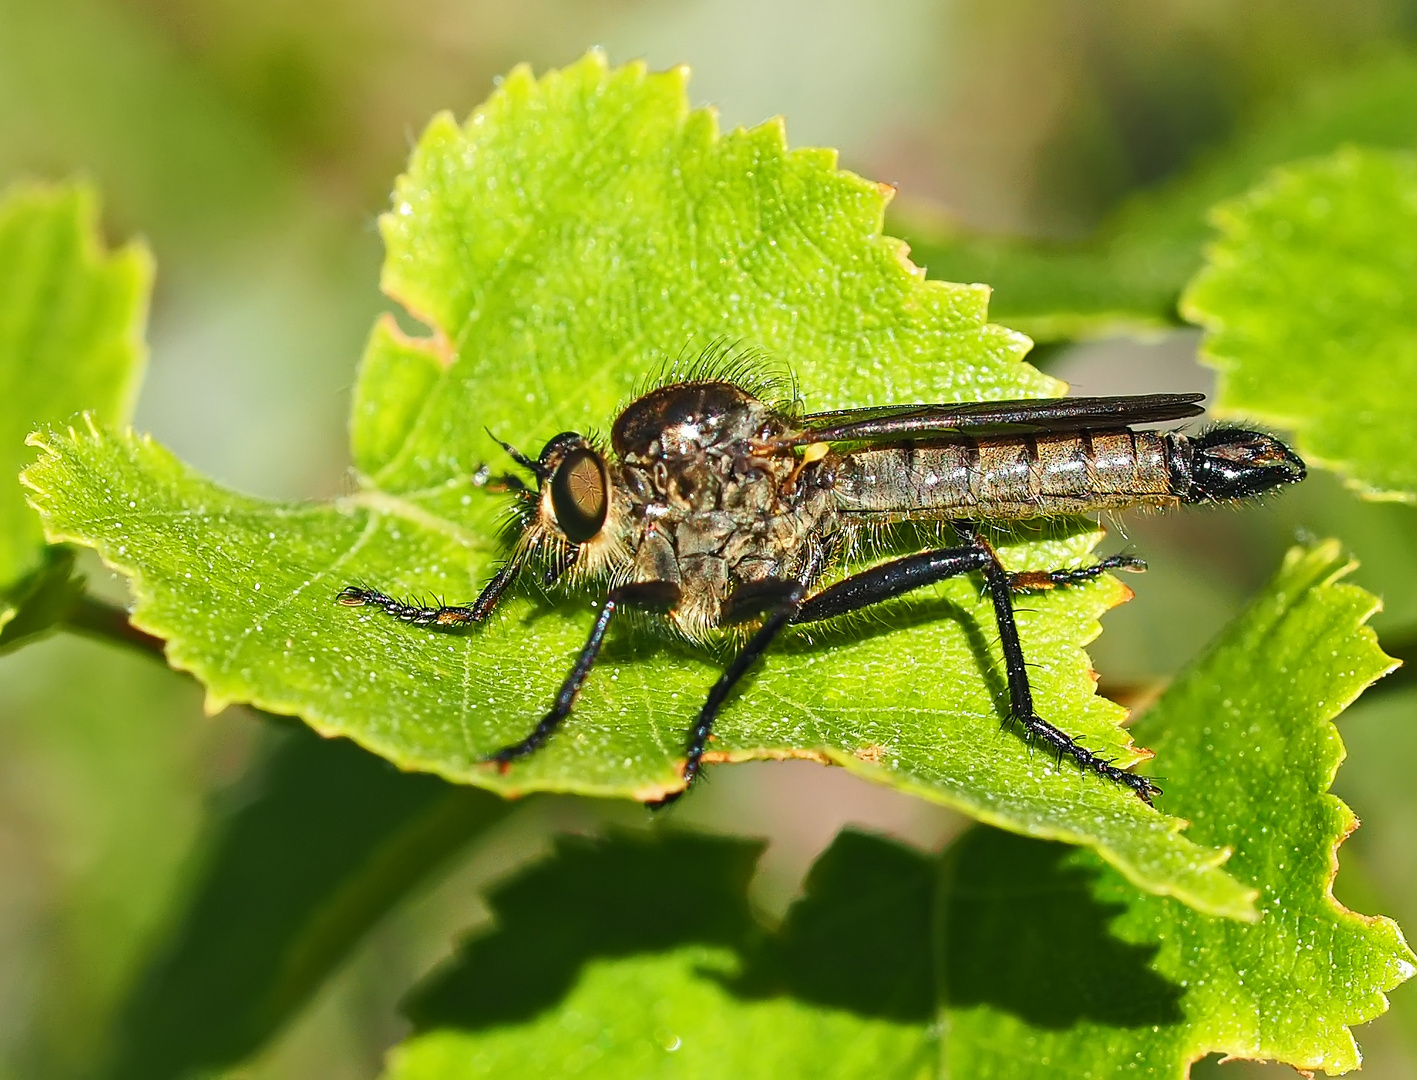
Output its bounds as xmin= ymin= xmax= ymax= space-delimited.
xmin=378 ymin=50 xmax=1047 ymax=388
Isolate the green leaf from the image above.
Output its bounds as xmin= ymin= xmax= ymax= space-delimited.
xmin=1182 ymin=147 xmax=1417 ymax=501
xmin=0 ymin=546 xmax=84 ymax=653
xmin=939 ymin=540 xmax=1415 ymax=1076
xmin=387 ymin=829 xmax=938 ymax=1080
xmin=381 ymin=544 xmax=1410 ymax=1077
xmin=899 ymin=54 xmax=1417 ymax=341
xmin=0 ymin=181 xmax=150 ymax=628
xmin=0 ymin=638 xmax=223 ymax=1075
xmin=21 ymin=52 xmax=1251 ymax=917
xmin=106 ymin=721 xmax=511 ymax=1080
xmin=0 ymin=0 xmax=290 ymax=250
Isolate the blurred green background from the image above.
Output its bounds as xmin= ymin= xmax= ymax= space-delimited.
xmin=2 ymin=1 xmax=1417 ymax=1076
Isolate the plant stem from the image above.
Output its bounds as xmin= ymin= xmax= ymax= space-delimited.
xmin=61 ymin=593 xmax=168 ymax=660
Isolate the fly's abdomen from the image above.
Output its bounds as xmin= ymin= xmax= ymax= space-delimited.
xmin=832 ymin=431 xmax=1178 ymax=519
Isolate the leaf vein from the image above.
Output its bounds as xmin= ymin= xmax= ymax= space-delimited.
xmin=218 ymin=511 xmax=380 ymax=676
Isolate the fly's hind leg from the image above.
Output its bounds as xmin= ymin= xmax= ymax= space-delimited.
xmin=953 ymin=523 xmax=1160 ymax=804
xmin=788 ymin=529 xmax=1159 ymax=805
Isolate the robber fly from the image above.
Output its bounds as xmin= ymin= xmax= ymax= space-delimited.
xmin=338 ymin=370 xmax=1305 ymax=807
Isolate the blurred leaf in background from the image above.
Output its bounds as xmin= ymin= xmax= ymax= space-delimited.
xmin=0 ymin=183 xmax=150 ymax=622
xmin=897 ymin=56 xmax=1417 ymax=341
xmin=0 ymin=180 xmax=166 ymax=1080
xmin=106 ymin=723 xmax=512 ymax=1080
xmin=895 ymin=0 xmax=1417 ymax=235
xmin=0 ymin=636 xmax=253 ymax=1078
xmin=0 ymin=0 xmax=378 ymax=501
xmin=1185 ymin=146 xmax=1417 ymax=501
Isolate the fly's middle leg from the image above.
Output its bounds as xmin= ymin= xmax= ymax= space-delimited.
xmin=488 ymin=580 xmax=681 ymax=767
xmin=649 ymin=579 xmax=806 ymax=810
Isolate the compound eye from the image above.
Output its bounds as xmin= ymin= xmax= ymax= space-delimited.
xmin=549 ymin=448 xmax=608 ymax=543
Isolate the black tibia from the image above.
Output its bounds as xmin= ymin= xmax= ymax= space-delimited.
xmin=489 ymin=581 xmax=681 ymax=767
xmin=336 ymin=555 xmax=526 ymax=627
xmin=651 ymin=580 xmax=806 ymax=810
xmin=954 ymin=523 xmax=1161 ymax=805
xmin=471 ymin=556 xmax=526 ymax=618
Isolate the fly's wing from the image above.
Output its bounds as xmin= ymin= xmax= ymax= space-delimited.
xmin=774 ymin=393 xmax=1206 ymax=447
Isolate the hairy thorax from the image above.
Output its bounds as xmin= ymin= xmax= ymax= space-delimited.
xmin=609 ymin=382 xmax=836 ymax=639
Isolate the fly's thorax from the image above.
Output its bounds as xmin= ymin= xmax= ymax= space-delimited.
xmin=611 ymin=381 xmax=792 ymax=461
xmin=611 ymin=381 xmax=797 ymax=516
xmin=613 ymin=448 xmax=835 ymax=640
xmin=832 ymin=430 xmax=1179 ymax=519
xmin=613 ymin=414 xmax=837 ymax=639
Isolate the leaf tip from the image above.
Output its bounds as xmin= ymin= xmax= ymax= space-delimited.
xmin=1207 ymin=861 xmax=1265 ymax=924
xmin=883 ymin=236 xmax=928 ymax=281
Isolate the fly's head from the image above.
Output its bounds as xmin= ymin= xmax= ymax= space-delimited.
xmin=493 ymin=430 xmax=632 ymax=584
xmin=1186 ymin=427 xmax=1307 ymax=502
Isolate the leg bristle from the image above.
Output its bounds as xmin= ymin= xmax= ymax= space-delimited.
xmin=1012 ymin=712 xmax=1159 ymax=805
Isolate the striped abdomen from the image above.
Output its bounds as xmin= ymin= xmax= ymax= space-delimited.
xmin=831 ymin=430 xmax=1180 ymax=520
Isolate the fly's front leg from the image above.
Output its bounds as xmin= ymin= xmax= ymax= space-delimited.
xmin=337 ymin=554 xmax=526 ymax=627
xmin=489 ymin=580 xmax=681 ymax=767
xmin=953 ymin=522 xmax=1160 ymax=805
